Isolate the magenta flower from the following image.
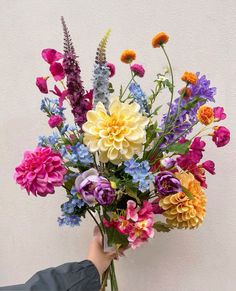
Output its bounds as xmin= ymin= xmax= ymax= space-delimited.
xmin=155 ymin=171 xmax=182 ymax=196
xmin=214 ymin=107 xmax=227 ymax=121
xmin=48 ymin=115 xmax=63 ymax=128
xmin=130 ymin=64 xmax=145 ymax=78
xmin=202 ymin=160 xmax=215 ymax=175
xmin=212 ymin=126 xmax=230 ymax=147
xmin=138 ymin=201 xmax=154 ymax=220
xmin=107 ymin=63 xmax=116 ymax=77
xmin=127 ymin=200 xmax=139 ymax=221
xmin=14 ymin=147 xmax=67 ymax=197
xmin=42 ymin=48 xmax=63 ymax=64
xmin=49 ymin=62 xmax=65 ymax=81
xmin=36 ymin=77 xmax=48 ymax=94
xmin=152 ymin=198 xmax=164 ymax=214
xmin=50 ymin=85 xmax=68 ymax=107
xmin=190 ymin=137 xmax=206 ymax=151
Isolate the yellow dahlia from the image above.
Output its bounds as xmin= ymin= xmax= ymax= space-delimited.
xmin=82 ymin=98 xmax=149 ymax=164
xmin=159 ymin=172 xmax=207 ymax=229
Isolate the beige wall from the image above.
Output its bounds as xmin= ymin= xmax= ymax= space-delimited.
xmin=0 ymin=0 xmax=236 ymax=290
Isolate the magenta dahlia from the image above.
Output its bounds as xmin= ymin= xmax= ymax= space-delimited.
xmin=14 ymin=147 xmax=67 ymax=197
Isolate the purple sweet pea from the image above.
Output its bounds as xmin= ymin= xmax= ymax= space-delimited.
xmin=155 ymin=171 xmax=182 ymax=196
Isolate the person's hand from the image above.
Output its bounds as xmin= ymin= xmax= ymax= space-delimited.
xmin=87 ymin=227 xmax=125 ymax=277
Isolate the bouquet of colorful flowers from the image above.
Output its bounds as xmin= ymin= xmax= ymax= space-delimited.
xmin=14 ymin=17 xmax=230 ymax=291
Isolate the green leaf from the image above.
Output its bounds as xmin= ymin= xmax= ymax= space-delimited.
xmin=182 ymin=185 xmax=194 ymax=200
xmin=167 ymin=140 xmax=191 ymax=154
xmin=106 ymin=227 xmax=129 ymax=247
xmin=126 ymin=187 xmax=141 ymax=204
xmin=153 ymin=221 xmax=172 ymax=232
xmin=182 ymin=96 xmax=206 ymax=110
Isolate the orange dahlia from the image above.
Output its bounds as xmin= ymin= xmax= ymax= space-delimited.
xmin=197 ymin=105 xmax=214 ymax=125
xmin=152 ymin=32 xmax=169 ymax=48
xmin=181 ymin=71 xmax=198 ymax=85
xmin=159 ymin=172 xmax=207 ymax=229
xmin=120 ymin=50 xmax=136 ymax=64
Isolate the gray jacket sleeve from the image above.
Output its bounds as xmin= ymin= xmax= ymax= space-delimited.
xmin=0 ymin=260 xmax=101 ymax=291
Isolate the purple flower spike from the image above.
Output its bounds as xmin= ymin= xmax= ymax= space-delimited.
xmin=155 ymin=171 xmax=182 ymax=196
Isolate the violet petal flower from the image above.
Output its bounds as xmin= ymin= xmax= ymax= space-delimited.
xmin=160 ymin=157 xmax=176 ymax=169
xmin=155 ymin=171 xmax=182 ymax=196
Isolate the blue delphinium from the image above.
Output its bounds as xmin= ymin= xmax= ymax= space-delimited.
xmin=124 ymin=159 xmax=154 ymax=192
xmin=41 ymin=97 xmax=66 ymax=117
xmin=58 ymin=186 xmax=85 ymax=227
xmin=129 ymin=83 xmax=149 ymax=114
xmin=93 ymin=63 xmax=110 ymax=109
xmin=70 ymin=142 xmax=93 ymax=165
xmin=58 ymin=215 xmax=81 ymax=227
xmin=37 ymin=132 xmax=59 ymax=147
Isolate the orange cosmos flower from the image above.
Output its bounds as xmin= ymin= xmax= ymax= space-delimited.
xmin=120 ymin=50 xmax=136 ymax=64
xmin=181 ymin=71 xmax=198 ymax=85
xmin=197 ymin=105 xmax=214 ymax=125
xmin=152 ymin=32 xmax=169 ymax=48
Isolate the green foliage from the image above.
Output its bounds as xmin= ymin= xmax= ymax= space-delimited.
xmin=106 ymin=226 xmax=129 ymax=247
xmin=166 ymin=140 xmax=191 ymax=154
xmin=182 ymin=185 xmax=194 ymax=200
xmin=182 ymin=96 xmax=206 ymax=111
xmin=125 ymin=186 xmax=141 ymax=204
xmin=153 ymin=221 xmax=172 ymax=232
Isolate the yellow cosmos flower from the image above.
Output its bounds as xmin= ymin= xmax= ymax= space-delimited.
xmin=82 ymin=98 xmax=149 ymax=164
xmin=159 ymin=172 xmax=207 ymax=229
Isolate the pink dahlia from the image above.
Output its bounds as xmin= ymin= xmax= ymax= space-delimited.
xmin=130 ymin=64 xmax=145 ymax=78
xmin=14 ymin=147 xmax=67 ymax=197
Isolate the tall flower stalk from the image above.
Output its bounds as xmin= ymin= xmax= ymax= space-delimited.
xmin=61 ymin=17 xmax=92 ymax=127
xmin=93 ymin=30 xmax=111 ymax=109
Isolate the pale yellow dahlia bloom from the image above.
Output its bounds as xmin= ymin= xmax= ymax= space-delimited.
xmin=83 ymin=98 xmax=149 ymax=164
xmin=159 ymin=172 xmax=207 ymax=229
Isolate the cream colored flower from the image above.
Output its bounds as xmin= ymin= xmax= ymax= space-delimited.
xmin=159 ymin=172 xmax=207 ymax=229
xmin=83 ymin=98 xmax=149 ymax=164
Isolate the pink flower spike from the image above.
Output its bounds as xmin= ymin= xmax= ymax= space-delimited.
xmin=50 ymin=85 xmax=68 ymax=107
xmin=50 ymin=62 xmax=65 ymax=81
xmin=41 ymin=49 xmax=63 ymax=64
xmin=107 ymin=63 xmax=116 ymax=77
xmin=36 ymin=77 xmax=48 ymax=94
xmin=214 ymin=107 xmax=227 ymax=121
xmin=48 ymin=115 xmax=64 ymax=128
xmin=212 ymin=126 xmax=230 ymax=147
xmin=126 ymin=200 xmax=139 ymax=222
xmin=202 ymin=160 xmax=216 ymax=175
xmin=130 ymin=64 xmax=145 ymax=78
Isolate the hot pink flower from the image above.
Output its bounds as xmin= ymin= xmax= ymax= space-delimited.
xmin=214 ymin=107 xmax=226 ymax=121
xmin=130 ymin=64 xmax=145 ymax=78
xmin=36 ymin=77 xmax=48 ymax=94
xmin=126 ymin=200 xmax=139 ymax=221
xmin=50 ymin=85 xmax=68 ymax=107
xmin=138 ymin=201 xmax=154 ymax=220
xmin=14 ymin=147 xmax=67 ymax=197
xmin=212 ymin=126 xmax=230 ymax=147
xmin=190 ymin=137 xmax=206 ymax=152
xmin=49 ymin=62 xmax=65 ymax=81
xmin=48 ymin=115 xmax=64 ymax=128
xmin=128 ymin=218 xmax=154 ymax=249
xmin=152 ymin=198 xmax=164 ymax=214
xmin=202 ymin=160 xmax=215 ymax=175
xmin=42 ymin=48 xmax=63 ymax=64
xmin=107 ymin=63 xmax=116 ymax=77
